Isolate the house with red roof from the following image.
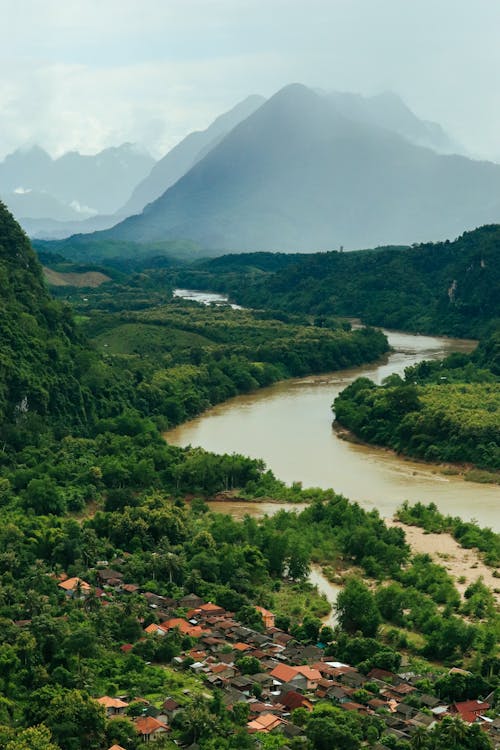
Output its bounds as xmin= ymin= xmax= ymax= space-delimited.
xmin=270 ymin=664 xmax=305 ymax=688
xmin=294 ymin=665 xmax=322 ymax=690
xmin=255 ymin=606 xmax=275 ymax=628
xmin=134 ymin=715 xmax=170 ymax=740
xmin=58 ymin=577 xmax=92 ymax=598
xmin=247 ymin=713 xmax=285 ymax=734
xmin=450 ymin=699 xmax=490 ymax=724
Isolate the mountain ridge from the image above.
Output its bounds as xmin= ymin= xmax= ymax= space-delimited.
xmin=96 ymin=83 xmax=500 ymax=252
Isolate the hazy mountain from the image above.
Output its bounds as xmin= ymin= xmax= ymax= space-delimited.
xmin=98 ymin=84 xmax=500 ymax=252
xmin=120 ymin=94 xmax=265 ymax=216
xmin=0 ymin=143 xmax=155 ymax=220
xmin=324 ymin=90 xmax=461 ymax=153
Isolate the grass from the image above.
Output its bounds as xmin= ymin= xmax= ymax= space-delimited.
xmin=271 ymin=580 xmax=331 ymax=624
xmin=93 ymin=322 xmax=213 ymax=355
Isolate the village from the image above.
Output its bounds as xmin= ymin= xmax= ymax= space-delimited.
xmin=56 ymin=570 xmax=500 ymax=748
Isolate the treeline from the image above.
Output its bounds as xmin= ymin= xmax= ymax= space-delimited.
xmin=333 ymin=334 xmax=500 ymax=472
xmin=74 ymin=297 xmax=388 ymax=431
xmin=168 ymin=225 xmax=500 ymax=338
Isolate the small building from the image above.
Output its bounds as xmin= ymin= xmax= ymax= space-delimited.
xmin=247 ymin=713 xmax=285 ymax=734
xmin=450 ymin=700 xmax=490 ymax=724
xmin=134 ymin=715 xmax=170 ymax=741
xmin=58 ymin=577 xmax=92 ymax=598
xmin=97 ymin=696 xmax=129 ymax=717
xmin=255 ymin=606 xmax=275 ymax=629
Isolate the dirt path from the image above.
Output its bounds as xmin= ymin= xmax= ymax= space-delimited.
xmin=386 ymin=519 xmax=500 ymax=605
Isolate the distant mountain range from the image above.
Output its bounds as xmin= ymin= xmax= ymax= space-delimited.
xmin=97 ymin=84 xmax=500 ymax=252
xmin=0 ymin=143 xmax=155 ymax=231
xmin=9 ymin=84 xmax=500 ymax=253
xmin=5 ymin=97 xmax=266 ymax=239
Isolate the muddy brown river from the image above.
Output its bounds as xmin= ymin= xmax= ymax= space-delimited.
xmin=165 ymin=328 xmax=499 ymax=530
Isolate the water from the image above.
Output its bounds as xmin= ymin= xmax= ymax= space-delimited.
xmin=173 ymin=288 xmax=243 ymax=309
xmin=165 ymin=329 xmax=499 ymax=529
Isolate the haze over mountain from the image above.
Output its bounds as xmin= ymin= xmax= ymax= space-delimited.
xmin=324 ymin=90 xmax=461 ymax=154
xmin=94 ymin=83 xmax=500 ymax=253
xmin=0 ymin=143 xmax=155 ymax=230
xmin=121 ymin=94 xmax=266 ymax=217
xmin=11 ymin=96 xmax=265 ymax=240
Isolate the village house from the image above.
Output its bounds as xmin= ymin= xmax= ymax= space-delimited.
xmin=255 ymin=605 xmax=275 ymax=628
xmin=58 ymin=577 xmax=92 ymax=598
xmin=96 ymin=696 xmax=129 ymax=717
xmin=270 ymin=664 xmax=307 ymax=691
xmin=450 ymin=699 xmax=491 ymax=723
xmin=247 ymin=713 xmax=285 ymax=734
xmin=134 ymin=715 xmax=170 ymax=742
xmin=96 ymin=568 xmax=123 ymax=588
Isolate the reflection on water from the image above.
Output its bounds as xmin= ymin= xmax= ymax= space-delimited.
xmin=165 ymin=330 xmax=499 ymax=530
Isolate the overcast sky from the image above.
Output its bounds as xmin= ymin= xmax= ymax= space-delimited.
xmin=2 ymin=0 xmax=500 ymax=161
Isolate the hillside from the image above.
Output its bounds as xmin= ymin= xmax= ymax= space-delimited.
xmin=0 ymin=201 xmax=90 ymax=439
xmin=174 ymin=225 xmax=500 ymax=337
xmin=96 ymin=84 xmax=500 ymax=252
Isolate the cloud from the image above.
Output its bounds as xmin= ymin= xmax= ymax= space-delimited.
xmin=0 ymin=0 xmax=499 ymax=160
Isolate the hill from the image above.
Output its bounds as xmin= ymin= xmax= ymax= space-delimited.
xmin=173 ymin=224 xmax=500 ymax=337
xmin=96 ymin=84 xmax=500 ymax=252
xmin=0 ymin=201 xmax=91 ymax=440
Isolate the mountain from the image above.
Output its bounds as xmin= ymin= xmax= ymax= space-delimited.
xmin=0 ymin=143 xmax=155 ymax=221
xmin=324 ymin=90 xmax=460 ymax=153
xmin=98 ymin=84 xmax=500 ymax=253
xmin=119 ymin=94 xmax=265 ymax=216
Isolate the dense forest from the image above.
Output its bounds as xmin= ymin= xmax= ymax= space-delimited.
xmin=1 ymin=202 xmax=498 ymax=749
xmin=150 ymin=225 xmax=500 ymax=338
xmin=333 ymin=336 xmax=500 ymax=474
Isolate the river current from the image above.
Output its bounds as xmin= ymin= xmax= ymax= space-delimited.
xmin=165 ymin=294 xmax=498 ymax=530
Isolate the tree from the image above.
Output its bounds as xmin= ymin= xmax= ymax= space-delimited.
xmin=6 ymin=725 xmax=60 ymax=750
xmin=26 ymin=687 xmax=107 ymax=750
xmin=336 ymin=577 xmax=381 ymax=637
xmin=24 ymin=478 xmax=65 ymax=515
xmin=173 ymin=702 xmax=214 ymax=744
xmin=307 ymin=716 xmax=361 ymax=750
xmin=105 ymin=716 xmax=140 ymax=750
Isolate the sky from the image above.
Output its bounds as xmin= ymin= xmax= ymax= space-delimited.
xmin=1 ymin=0 xmax=500 ymax=161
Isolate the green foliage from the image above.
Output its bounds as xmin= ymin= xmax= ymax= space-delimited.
xmin=334 ymin=339 xmax=500 ymax=471
xmin=170 ymin=224 xmax=500 ymax=338
xmin=335 ymin=577 xmax=382 ymax=637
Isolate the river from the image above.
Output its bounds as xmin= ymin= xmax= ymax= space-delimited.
xmin=165 ymin=320 xmax=499 ymax=530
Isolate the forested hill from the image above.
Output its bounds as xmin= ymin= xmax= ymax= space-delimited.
xmin=0 ymin=201 xmax=90 ymax=442
xmin=175 ymin=225 xmax=500 ymax=337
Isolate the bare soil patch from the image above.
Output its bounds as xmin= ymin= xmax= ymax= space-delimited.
xmin=386 ymin=519 xmax=500 ymax=605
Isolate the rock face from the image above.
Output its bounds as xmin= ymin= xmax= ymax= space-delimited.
xmin=101 ymin=84 xmax=500 ymax=252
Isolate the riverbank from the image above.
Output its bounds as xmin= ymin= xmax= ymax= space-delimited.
xmin=166 ymin=330 xmax=499 ymax=529
xmin=334 ymin=422 xmax=500 ymax=485
xmin=386 ymin=519 xmax=500 ymax=605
